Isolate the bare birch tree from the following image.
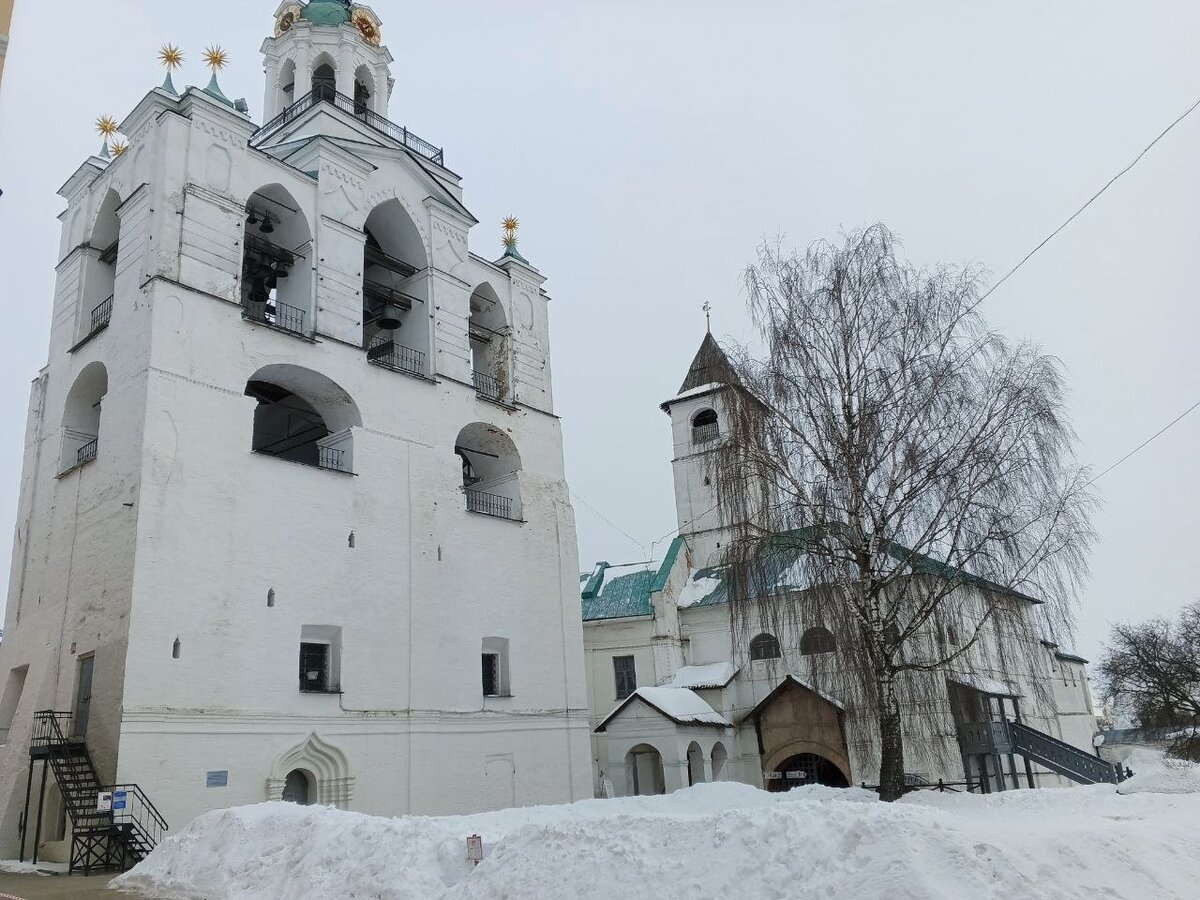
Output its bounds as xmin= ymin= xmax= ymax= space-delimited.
xmin=711 ymin=225 xmax=1094 ymax=800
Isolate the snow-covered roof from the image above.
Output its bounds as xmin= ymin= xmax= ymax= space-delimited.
xmin=667 ymin=663 xmax=738 ymax=690
xmin=949 ymin=674 xmax=1025 ymax=698
xmin=660 ymin=382 xmax=723 ymax=409
xmin=595 ymin=687 xmax=732 ymax=732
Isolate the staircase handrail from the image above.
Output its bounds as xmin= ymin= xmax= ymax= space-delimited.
xmin=30 ymin=710 xmax=73 ymax=750
xmin=1008 ymin=720 xmax=1118 ymax=784
xmin=101 ymin=783 xmax=169 ymax=847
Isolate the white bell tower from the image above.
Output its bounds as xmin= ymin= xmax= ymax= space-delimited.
xmin=262 ymin=1 xmax=394 ymax=121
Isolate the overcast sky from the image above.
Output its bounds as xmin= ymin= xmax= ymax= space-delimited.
xmin=1 ymin=1 xmax=1198 ymax=663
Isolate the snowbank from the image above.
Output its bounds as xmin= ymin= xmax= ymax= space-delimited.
xmin=115 ymin=777 xmax=1200 ymax=900
xmin=1117 ymin=746 xmax=1200 ymax=795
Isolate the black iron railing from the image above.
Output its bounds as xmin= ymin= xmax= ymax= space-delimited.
xmin=104 ymin=783 xmax=169 ymax=853
xmin=692 ymin=422 xmax=721 ymax=444
xmin=366 ymin=335 xmax=426 ymax=377
xmin=77 ymin=438 xmax=99 ymax=467
xmin=473 ymin=371 xmax=502 ymax=402
xmin=466 ymin=489 xmax=517 ymax=521
xmin=243 ymin=233 xmax=297 ymax=268
xmin=957 ymin=720 xmax=1014 ymax=756
xmin=318 ymin=446 xmax=347 ymax=473
xmin=90 ymin=296 xmax=113 ymax=335
xmin=254 ymin=87 xmax=445 ymax=166
xmin=1009 ymin=720 xmax=1121 ymax=785
xmin=30 ymin=710 xmax=74 ymax=754
xmin=243 ymin=298 xmax=307 ymax=337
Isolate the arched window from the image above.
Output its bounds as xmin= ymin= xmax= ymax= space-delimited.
xmin=242 ymin=185 xmax=312 ymax=337
xmin=469 ymin=283 xmax=509 ymax=402
xmin=282 ymin=769 xmax=313 ymax=805
xmin=455 ymin=423 xmax=522 ymax=521
xmin=362 ymin=200 xmax=429 ymax=377
xmin=246 ymin=364 xmax=361 ymax=473
xmin=354 ymin=65 xmax=373 ymax=117
xmin=711 ymin=742 xmax=729 ymax=781
xmin=692 ymin=409 xmax=720 ymax=444
xmin=77 ymin=190 xmax=121 ymax=345
xmin=277 ymin=58 xmax=297 ymax=115
xmin=61 ymin=362 xmax=108 ymax=472
xmin=687 ymin=742 xmax=706 ymax=786
xmin=312 ymin=58 xmax=336 ymax=101
xmin=749 ymin=633 xmax=781 ymax=661
xmin=800 ymin=627 xmax=837 ymax=656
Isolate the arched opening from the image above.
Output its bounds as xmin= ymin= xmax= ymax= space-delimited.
xmin=61 ymin=362 xmax=108 ymax=471
xmin=282 ymin=769 xmax=314 ymax=805
xmin=245 ymin=364 xmax=361 ymax=473
xmin=625 ymin=744 xmax=665 ymax=796
xmin=711 ymin=742 xmax=729 ymax=781
xmin=312 ymin=56 xmax=337 ymax=101
xmin=469 ymin=283 xmax=509 ymax=402
xmin=354 ymin=65 xmax=373 ymax=117
xmin=692 ymin=408 xmax=720 ymax=444
xmin=687 ymin=742 xmax=706 ymax=786
xmin=241 ymin=185 xmax=312 ymax=337
xmin=767 ymin=753 xmax=850 ymax=791
xmin=79 ymin=190 xmax=121 ymax=344
xmin=800 ymin=627 xmax=837 ymax=656
xmin=277 ymin=58 xmax=297 ymax=114
xmin=749 ymin=633 xmax=781 ymax=661
xmin=362 ymin=200 xmax=429 ymax=377
xmin=455 ymin=423 xmax=522 ymax=521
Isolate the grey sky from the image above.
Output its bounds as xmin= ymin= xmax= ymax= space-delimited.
xmin=1 ymin=2 xmax=1197 ymax=665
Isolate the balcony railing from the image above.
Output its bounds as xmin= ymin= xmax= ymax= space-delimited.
xmin=692 ymin=422 xmax=721 ymax=444
xmin=473 ymin=371 xmax=502 ymax=402
xmin=466 ymin=489 xmax=518 ymax=521
xmin=366 ymin=335 xmax=426 ymax=377
xmin=243 ymin=299 xmax=307 ymax=337
xmin=77 ymin=438 xmax=99 ymax=467
xmin=318 ymin=447 xmax=347 ymax=473
xmin=90 ymin=296 xmax=113 ymax=335
xmin=253 ymin=87 xmax=445 ymax=167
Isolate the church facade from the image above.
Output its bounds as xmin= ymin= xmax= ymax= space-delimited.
xmin=582 ymin=336 xmax=1107 ymax=797
xmin=0 ymin=0 xmax=590 ymax=863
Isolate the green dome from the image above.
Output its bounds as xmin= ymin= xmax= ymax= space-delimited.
xmin=300 ymin=0 xmax=352 ymax=26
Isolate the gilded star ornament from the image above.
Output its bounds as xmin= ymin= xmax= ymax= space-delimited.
xmin=502 ymin=216 xmax=520 ymax=234
xmin=111 ymin=141 xmax=130 ymax=158
xmin=158 ymin=44 xmax=185 ymax=71
xmin=203 ymin=46 xmax=229 ymax=72
xmin=95 ymin=115 xmax=120 ymax=138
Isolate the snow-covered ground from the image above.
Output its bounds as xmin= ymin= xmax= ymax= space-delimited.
xmin=114 ymin=750 xmax=1200 ymax=900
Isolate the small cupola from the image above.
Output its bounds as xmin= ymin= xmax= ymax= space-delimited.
xmin=300 ymin=0 xmax=353 ymax=25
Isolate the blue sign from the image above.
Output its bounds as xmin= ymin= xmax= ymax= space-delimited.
xmin=206 ymin=770 xmax=230 ymax=788
xmin=112 ymin=790 xmax=128 ymax=811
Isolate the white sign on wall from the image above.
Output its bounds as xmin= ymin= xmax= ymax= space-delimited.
xmin=96 ymin=792 xmax=113 ymax=813
xmin=467 ymin=834 xmax=484 ymax=866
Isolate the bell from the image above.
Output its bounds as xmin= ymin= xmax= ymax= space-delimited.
xmin=259 ymin=216 xmax=275 ymax=235
xmin=246 ymin=209 xmax=259 ymax=225
xmin=378 ymin=302 xmax=402 ymax=331
xmin=274 ymin=261 xmax=290 ymax=278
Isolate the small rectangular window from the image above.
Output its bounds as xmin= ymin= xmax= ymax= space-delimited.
xmin=481 ymin=637 xmax=511 ymax=697
xmin=614 ymin=655 xmax=637 ymax=700
xmin=299 ymin=642 xmax=330 ymax=692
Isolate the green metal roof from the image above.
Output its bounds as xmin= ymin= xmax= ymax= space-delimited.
xmin=301 ymin=0 xmax=352 ymax=25
xmin=581 ymin=538 xmax=688 ymax=622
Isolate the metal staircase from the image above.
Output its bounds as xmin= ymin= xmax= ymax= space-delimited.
xmin=26 ymin=711 xmax=168 ymax=874
xmin=1008 ymin=720 xmax=1123 ymax=785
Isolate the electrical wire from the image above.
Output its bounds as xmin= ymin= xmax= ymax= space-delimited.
xmin=1087 ymin=398 xmax=1200 ymax=486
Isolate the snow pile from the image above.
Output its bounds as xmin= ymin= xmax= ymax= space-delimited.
xmin=115 ymin=773 xmax=1200 ymax=900
xmin=676 ymin=571 xmax=723 ymax=608
xmin=0 ymin=859 xmax=53 ymax=875
xmin=1118 ymin=746 xmax=1200 ymax=795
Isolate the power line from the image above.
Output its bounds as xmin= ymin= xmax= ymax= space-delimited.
xmin=570 ymin=491 xmax=647 ymax=559
xmin=1087 ymin=398 xmax=1200 ymax=486
xmin=976 ymin=93 xmax=1200 ymax=307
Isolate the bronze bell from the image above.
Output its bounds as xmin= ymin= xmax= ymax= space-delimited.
xmin=378 ymin=302 xmax=402 ymax=330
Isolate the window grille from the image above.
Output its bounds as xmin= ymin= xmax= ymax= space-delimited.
xmin=299 ymin=643 xmax=330 ymax=692
xmin=749 ymin=633 xmax=781 ymax=661
xmin=614 ymin=655 xmax=637 ymax=700
xmin=482 ymin=653 xmax=501 ymax=698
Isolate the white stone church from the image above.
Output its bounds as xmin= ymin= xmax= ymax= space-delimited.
xmin=0 ymin=0 xmax=591 ymax=867
xmin=581 ymin=335 xmax=1111 ymax=798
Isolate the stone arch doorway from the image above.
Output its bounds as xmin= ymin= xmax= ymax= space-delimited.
xmin=767 ymin=753 xmax=850 ymax=791
xmin=625 ymin=744 xmax=665 ymax=796
xmin=282 ymin=769 xmax=315 ymax=805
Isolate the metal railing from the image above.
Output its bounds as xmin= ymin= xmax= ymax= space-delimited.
xmin=692 ymin=422 xmax=721 ymax=444
xmin=30 ymin=711 xmax=74 ymax=753
xmin=254 ymin=87 xmax=445 ymax=166
xmin=90 ymin=296 xmax=113 ymax=335
xmin=366 ymin=335 xmax=426 ymax=377
xmin=957 ymin=720 xmax=1014 ymax=756
xmin=473 ymin=370 xmax=502 ymax=402
xmin=103 ymin=783 xmax=169 ymax=852
xmin=242 ymin=298 xmax=307 ymax=337
xmin=1009 ymin=720 xmax=1121 ymax=785
xmin=318 ymin=446 xmax=347 ymax=473
xmin=466 ymin=489 xmax=518 ymax=521
xmin=77 ymin=438 xmax=99 ymax=467
xmin=364 ymin=281 xmax=418 ymax=313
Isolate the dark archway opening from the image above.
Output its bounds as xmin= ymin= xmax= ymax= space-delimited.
xmin=282 ymin=769 xmax=313 ymax=805
xmin=768 ymin=753 xmax=850 ymax=791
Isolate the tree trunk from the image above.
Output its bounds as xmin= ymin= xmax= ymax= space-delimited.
xmin=876 ymin=675 xmax=906 ymax=801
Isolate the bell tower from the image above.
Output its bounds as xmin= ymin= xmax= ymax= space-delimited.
xmin=262 ymin=1 xmax=394 ymax=120
xmin=660 ymin=333 xmax=738 ymax=567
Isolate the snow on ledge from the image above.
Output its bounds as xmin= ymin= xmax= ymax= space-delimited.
xmin=667 ymin=662 xmax=738 ymax=690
